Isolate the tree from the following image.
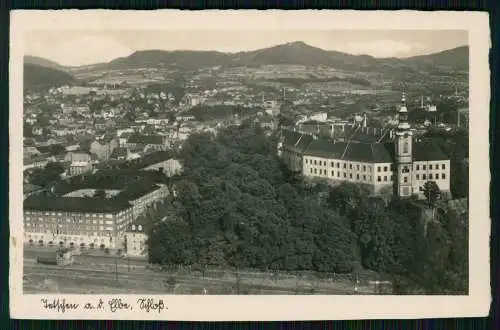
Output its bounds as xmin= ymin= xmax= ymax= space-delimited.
xmin=37 ymin=115 xmax=51 ymax=127
xmin=423 ymin=181 xmax=441 ymax=209
xmin=149 ymin=219 xmax=195 ymax=265
xmin=30 ymin=162 xmax=65 ymax=187
xmin=93 ymin=189 xmax=106 ymax=198
xmin=46 ymin=144 xmax=66 ymax=156
xmin=23 ymin=123 xmax=34 ymax=137
xmin=451 ymin=161 xmax=468 ymax=198
xmin=277 ymin=114 xmax=295 ymax=128
xmin=327 ymin=182 xmax=371 ymax=218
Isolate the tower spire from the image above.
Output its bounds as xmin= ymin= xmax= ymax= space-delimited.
xmin=394 ymin=88 xmax=414 ymax=198
xmin=397 ymin=90 xmax=410 ymax=131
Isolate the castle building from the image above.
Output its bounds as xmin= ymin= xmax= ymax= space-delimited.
xmin=278 ymin=92 xmax=451 ymax=198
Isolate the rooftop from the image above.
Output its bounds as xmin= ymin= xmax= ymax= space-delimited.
xmin=24 ymin=195 xmax=132 ymax=213
xmin=281 ymin=128 xmax=448 ymax=164
xmin=412 ymin=141 xmax=449 ymax=161
xmin=110 ymin=147 xmax=129 ymax=159
xmin=128 ymin=134 xmax=164 ymax=145
xmin=25 ymin=178 xmax=165 ymax=213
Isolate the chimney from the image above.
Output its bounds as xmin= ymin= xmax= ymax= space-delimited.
xmin=363 ymin=113 xmax=367 ymax=128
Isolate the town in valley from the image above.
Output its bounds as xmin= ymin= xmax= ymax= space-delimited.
xmin=21 ymin=32 xmax=469 ymax=295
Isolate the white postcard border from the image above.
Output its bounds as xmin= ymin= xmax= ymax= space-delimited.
xmin=9 ymin=10 xmax=491 ymax=320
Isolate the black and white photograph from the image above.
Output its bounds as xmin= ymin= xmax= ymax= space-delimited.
xmin=9 ymin=10 xmax=490 ymax=320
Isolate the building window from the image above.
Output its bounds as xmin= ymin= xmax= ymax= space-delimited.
xmin=442 ymin=173 xmax=446 ymax=179
xmin=423 ymin=174 xmax=426 ymax=180
xmin=403 ymin=141 xmax=409 ymax=154
xmin=363 ymin=165 xmax=366 ymax=171
xmin=344 ymin=173 xmax=347 ymax=178
xmin=337 ymin=172 xmax=340 ymax=177
xmin=336 ymin=163 xmax=340 ymax=168
xmin=349 ymin=173 xmax=353 ymax=179
xmin=429 ymin=165 xmax=433 ymax=170
xmin=404 ymin=177 xmax=408 ymax=183
xmin=357 ymin=165 xmax=360 ymax=170
xmin=416 ymin=164 xmax=420 ymax=170
xmin=377 ymin=176 xmax=381 ymax=182
xmin=363 ymin=175 xmax=366 ymax=181
xmin=416 ymin=174 xmax=420 ymax=180
xmin=343 ymin=164 xmax=346 ymax=169
xmin=331 ymin=171 xmax=334 ymax=176
xmin=310 ymin=168 xmax=313 ymax=174
xmin=384 ymin=166 xmax=388 ymax=172
xmin=349 ymin=164 xmax=353 ymax=169
xmin=356 ymin=174 xmax=359 ymax=180
xmin=390 ymin=175 xmax=393 ymax=181
xmin=314 ymin=168 xmax=317 ymax=174
xmin=423 ymin=165 xmax=426 ymax=170
xmin=314 ymin=160 xmax=317 ymax=165
xmin=377 ymin=166 xmax=381 ymax=172
xmin=442 ymin=164 xmax=446 ymax=170
xmin=330 ymin=162 xmax=334 ymax=167
xmin=384 ymin=176 xmax=387 ymax=182
xmin=429 ymin=174 xmax=433 ymax=180
xmin=305 ymin=159 xmax=308 ymax=164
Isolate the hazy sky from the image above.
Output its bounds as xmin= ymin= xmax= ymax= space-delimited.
xmin=25 ymin=30 xmax=468 ymax=67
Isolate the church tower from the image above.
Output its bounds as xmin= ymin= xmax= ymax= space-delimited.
xmin=394 ymin=91 xmax=414 ymax=197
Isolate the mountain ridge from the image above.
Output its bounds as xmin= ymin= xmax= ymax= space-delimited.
xmin=25 ymin=42 xmax=468 ymax=71
xmin=24 ymin=63 xmax=77 ymax=91
xmin=24 ymin=55 xmax=70 ymax=72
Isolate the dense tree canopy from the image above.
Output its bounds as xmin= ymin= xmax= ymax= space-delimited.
xmin=29 ymin=162 xmax=65 ymax=187
xmin=146 ymin=125 xmax=468 ymax=293
xmin=147 ymin=125 xmax=358 ymax=273
xmin=421 ymin=128 xmax=469 ymax=199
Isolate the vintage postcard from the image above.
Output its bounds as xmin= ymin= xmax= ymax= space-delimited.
xmin=10 ymin=10 xmax=490 ymax=320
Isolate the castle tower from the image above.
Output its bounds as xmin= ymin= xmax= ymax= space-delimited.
xmin=394 ymin=91 xmax=414 ymax=198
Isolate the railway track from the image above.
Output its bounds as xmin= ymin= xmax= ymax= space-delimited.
xmin=24 ymin=264 xmax=358 ymax=294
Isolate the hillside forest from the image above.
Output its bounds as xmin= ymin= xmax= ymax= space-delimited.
xmin=144 ymin=123 xmax=468 ymax=294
